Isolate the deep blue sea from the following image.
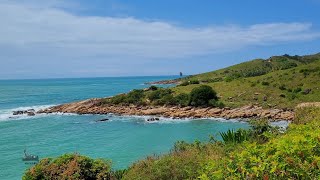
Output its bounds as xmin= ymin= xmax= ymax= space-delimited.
xmin=0 ymin=76 xmax=248 ymax=179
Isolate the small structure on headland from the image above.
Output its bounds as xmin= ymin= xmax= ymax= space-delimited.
xmin=180 ymin=72 xmax=183 ymax=77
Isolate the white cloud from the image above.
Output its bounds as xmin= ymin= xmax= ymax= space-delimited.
xmin=0 ymin=1 xmax=319 ymax=61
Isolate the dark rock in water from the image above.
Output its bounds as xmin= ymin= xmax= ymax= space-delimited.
xmin=27 ymin=112 xmax=36 ymax=116
xmin=147 ymin=117 xmax=160 ymax=122
xmin=13 ymin=111 xmax=24 ymax=115
xmin=13 ymin=109 xmax=36 ymax=116
xmin=96 ymin=118 xmax=109 ymax=122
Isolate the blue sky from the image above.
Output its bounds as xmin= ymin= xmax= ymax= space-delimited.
xmin=1 ymin=0 xmax=320 ymax=79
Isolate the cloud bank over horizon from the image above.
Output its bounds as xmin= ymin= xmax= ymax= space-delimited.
xmin=1 ymin=1 xmax=320 ymax=79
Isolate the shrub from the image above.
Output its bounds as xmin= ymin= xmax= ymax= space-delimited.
xmin=108 ymin=94 xmax=127 ymax=104
xmin=112 ymin=169 xmax=127 ymax=180
xmin=261 ymin=81 xmax=270 ymax=86
xmin=203 ymin=120 xmax=320 ymax=179
xmin=175 ymin=93 xmax=190 ymax=107
xmin=225 ymin=76 xmax=234 ymax=82
xmin=179 ymin=81 xmax=190 ymax=86
xmin=287 ymin=92 xmax=297 ymax=100
xmin=294 ymin=106 xmax=320 ymax=124
xmin=126 ymin=89 xmax=145 ymax=104
xmin=123 ymin=141 xmax=225 ymax=180
xmin=279 ymin=84 xmax=286 ymax=90
xmin=178 ymin=80 xmax=200 ymax=86
xmin=189 ymin=80 xmax=200 ymax=84
xmin=147 ymin=90 xmax=161 ymax=101
xmin=220 ymin=129 xmax=250 ymax=144
xmin=208 ymin=99 xmax=224 ymax=108
xmin=23 ymin=154 xmax=113 ymax=180
xmin=154 ymin=94 xmax=177 ymax=106
xmin=293 ymin=87 xmax=302 ymax=93
xmin=189 ymin=85 xmax=218 ymax=107
xmin=149 ymin=85 xmax=158 ymax=91
xmin=279 ymin=94 xmax=286 ymax=98
xmin=147 ymin=89 xmax=173 ymax=103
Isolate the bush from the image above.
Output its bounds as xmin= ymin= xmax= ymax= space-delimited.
xmin=287 ymin=92 xmax=297 ymax=100
xmin=147 ymin=89 xmax=173 ymax=103
xmin=179 ymin=81 xmax=190 ymax=86
xmin=220 ymin=129 xmax=250 ymax=144
xmin=178 ymin=80 xmax=200 ymax=86
xmin=225 ymin=76 xmax=234 ymax=82
xmin=175 ymin=93 xmax=190 ymax=107
xmin=189 ymin=85 xmax=218 ymax=107
xmin=154 ymin=94 xmax=177 ymax=106
xmin=279 ymin=84 xmax=286 ymax=90
xmin=189 ymin=80 xmax=200 ymax=84
xmin=126 ymin=89 xmax=145 ymax=104
xmin=293 ymin=87 xmax=302 ymax=93
xmin=23 ymin=154 xmax=113 ymax=180
xmin=202 ymin=120 xmax=320 ymax=179
xmin=261 ymin=81 xmax=270 ymax=86
xmin=149 ymin=85 xmax=158 ymax=91
xmin=123 ymin=141 xmax=225 ymax=180
xmin=208 ymin=99 xmax=224 ymax=108
xmin=147 ymin=90 xmax=161 ymax=101
xmin=294 ymin=106 xmax=320 ymax=124
xmin=108 ymin=94 xmax=127 ymax=104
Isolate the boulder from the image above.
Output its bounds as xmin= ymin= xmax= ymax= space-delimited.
xmin=96 ymin=118 xmax=109 ymax=122
xmin=27 ymin=112 xmax=36 ymax=116
xmin=147 ymin=117 xmax=160 ymax=122
xmin=13 ymin=111 xmax=24 ymax=115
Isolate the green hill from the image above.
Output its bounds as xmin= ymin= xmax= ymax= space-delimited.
xmin=102 ymin=52 xmax=320 ymax=110
xmin=182 ymin=53 xmax=320 ymax=83
xmin=173 ymin=53 xmax=320 ymax=109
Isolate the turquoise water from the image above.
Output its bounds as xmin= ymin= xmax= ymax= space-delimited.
xmin=0 ymin=77 xmax=248 ymax=179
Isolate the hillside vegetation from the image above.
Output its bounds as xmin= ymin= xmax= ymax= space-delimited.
xmin=173 ymin=53 xmax=320 ymax=109
xmin=102 ymin=53 xmax=320 ymax=109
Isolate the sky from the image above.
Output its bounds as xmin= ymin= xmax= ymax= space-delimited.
xmin=1 ymin=0 xmax=320 ymax=79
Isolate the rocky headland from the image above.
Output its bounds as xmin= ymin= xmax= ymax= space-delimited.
xmin=37 ymin=98 xmax=294 ymax=121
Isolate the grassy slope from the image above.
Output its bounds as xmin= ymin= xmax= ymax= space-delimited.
xmin=173 ymin=53 xmax=320 ymax=109
xmin=184 ymin=53 xmax=320 ymax=82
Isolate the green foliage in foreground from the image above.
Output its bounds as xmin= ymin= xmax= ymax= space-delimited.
xmin=24 ymin=107 xmax=320 ymax=179
xmin=23 ymin=154 xmax=126 ymax=180
xmin=123 ymin=107 xmax=320 ymax=179
xmin=220 ymin=129 xmax=250 ymax=144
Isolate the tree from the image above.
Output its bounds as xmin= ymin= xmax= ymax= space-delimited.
xmin=189 ymin=85 xmax=218 ymax=106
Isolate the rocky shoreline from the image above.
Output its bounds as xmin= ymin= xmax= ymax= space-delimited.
xmin=37 ymin=98 xmax=294 ymax=121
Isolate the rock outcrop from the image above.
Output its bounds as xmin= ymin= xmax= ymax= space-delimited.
xmin=38 ymin=98 xmax=294 ymax=121
xmin=13 ymin=109 xmax=36 ymax=116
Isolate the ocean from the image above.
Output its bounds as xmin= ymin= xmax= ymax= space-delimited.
xmin=0 ymin=76 xmax=248 ymax=179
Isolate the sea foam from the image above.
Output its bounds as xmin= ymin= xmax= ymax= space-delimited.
xmin=0 ymin=105 xmax=55 ymax=122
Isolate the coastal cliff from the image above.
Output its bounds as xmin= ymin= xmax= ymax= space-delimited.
xmin=38 ymin=98 xmax=294 ymax=121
